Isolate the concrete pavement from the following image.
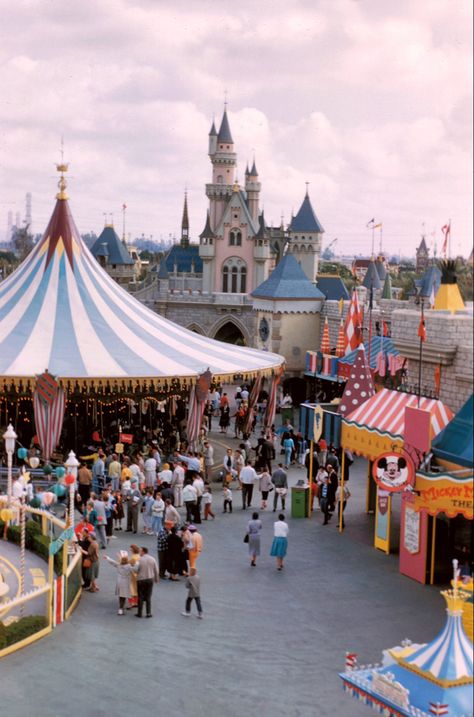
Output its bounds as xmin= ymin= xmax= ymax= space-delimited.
xmin=0 ymin=433 xmax=444 ymax=717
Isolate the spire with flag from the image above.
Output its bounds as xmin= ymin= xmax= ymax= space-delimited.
xmin=321 ymin=317 xmax=331 ymax=354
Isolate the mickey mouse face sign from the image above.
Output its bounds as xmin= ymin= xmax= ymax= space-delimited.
xmin=372 ymin=452 xmax=415 ymax=492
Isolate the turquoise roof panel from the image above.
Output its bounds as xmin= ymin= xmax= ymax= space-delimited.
xmin=431 ymin=394 xmax=474 ymax=468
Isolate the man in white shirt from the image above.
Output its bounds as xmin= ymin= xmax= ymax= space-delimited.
xmin=144 ymin=455 xmax=157 ymax=489
xmin=240 ymin=461 xmax=258 ymax=509
xmin=193 ymin=475 xmax=205 ymax=524
xmin=182 ymin=482 xmax=198 ymax=523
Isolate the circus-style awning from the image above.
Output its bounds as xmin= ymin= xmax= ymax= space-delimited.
xmin=343 ymin=388 xmax=453 ymax=440
xmin=0 ymin=174 xmax=284 ymax=386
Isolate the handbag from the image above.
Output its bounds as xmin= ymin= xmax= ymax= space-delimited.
xmin=83 ymin=558 xmax=92 ymax=568
xmin=243 ymin=533 xmax=249 ymax=544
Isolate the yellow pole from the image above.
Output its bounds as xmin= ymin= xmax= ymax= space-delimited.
xmin=308 ymin=440 xmax=314 ymax=518
xmin=339 ymin=450 xmax=346 ymax=533
xmin=430 ymin=516 xmax=437 ymax=585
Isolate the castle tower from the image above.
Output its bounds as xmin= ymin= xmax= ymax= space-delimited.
xmin=416 ymin=234 xmax=429 ymax=274
xmin=180 ymin=191 xmax=190 ymax=248
xmin=206 ymin=108 xmax=237 ymax=231
xmin=287 ymin=188 xmax=324 ymax=282
xmin=245 ymin=160 xmax=261 ymax=223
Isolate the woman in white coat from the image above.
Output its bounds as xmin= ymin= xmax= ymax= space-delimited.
xmin=104 ymin=552 xmax=138 ymax=614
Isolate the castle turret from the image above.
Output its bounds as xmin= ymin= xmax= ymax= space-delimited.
xmin=205 ymin=108 xmax=237 ymax=231
xmin=208 ymin=119 xmax=217 ymax=157
xmin=287 ymin=188 xmax=324 ymax=282
xmin=245 ymin=159 xmax=261 ymax=223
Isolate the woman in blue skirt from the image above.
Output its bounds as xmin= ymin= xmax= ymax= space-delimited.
xmin=270 ymin=513 xmax=289 ymax=570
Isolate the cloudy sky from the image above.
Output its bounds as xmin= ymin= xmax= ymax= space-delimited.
xmin=0 ymin=0 xmax=472 ymax=257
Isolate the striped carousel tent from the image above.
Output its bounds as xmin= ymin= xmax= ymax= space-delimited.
xmin=0 ymin=169 xmax=284 ymax=385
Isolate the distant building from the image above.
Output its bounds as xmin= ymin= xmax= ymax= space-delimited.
xmin=415 ymin=235 xmax=429 ymax=273
xmin=90 ymin=224 xmax=136 ymax=285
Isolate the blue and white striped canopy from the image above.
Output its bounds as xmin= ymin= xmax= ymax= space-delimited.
xmin=0 ymin=192 xmax=284 ymax=383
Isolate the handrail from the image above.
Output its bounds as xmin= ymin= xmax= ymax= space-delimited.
xmin=0 ymin=583 xmax=51 ymax=610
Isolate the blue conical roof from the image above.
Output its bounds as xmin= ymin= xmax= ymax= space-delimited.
xmin=289 ymin=193 xmax=324 ymax=233
xmin=431 ymin=394 xmax=474 ymax=468
xmin=217 ymin=109 xmax=233 ymax=143
xmin=362 ymin=259 xmax=382 ymax=290
xmin=252 ymin=253 xmax=325 ymax=300
xmin=91 ymin=226 xmax=134 ymax=265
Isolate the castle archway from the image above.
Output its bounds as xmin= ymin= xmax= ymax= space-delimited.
xmin=212 ymin=318 xmax=248 ymax=346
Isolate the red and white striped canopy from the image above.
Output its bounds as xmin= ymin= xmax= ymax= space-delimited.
xmin=343 ymin=388 xmax=453 ymax=439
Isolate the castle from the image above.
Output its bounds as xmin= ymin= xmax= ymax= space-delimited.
xmin=134 ymin=108 xmax=328 ymax=375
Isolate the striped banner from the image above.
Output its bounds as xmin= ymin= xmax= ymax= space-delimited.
xmin=343 ymin=290 xmax=363 ymax=355
xmin=35 ymin=371 xmax=59 ymax=406
xmin=33 ymin=387 xmax=66 ymax=460
xmin=264 ymin=368 xmax=284 ymax=430
xmin=243 ymin=373 xmax=262 ymax=434
xmin=186 ymin=385 xmax=206 ymax=449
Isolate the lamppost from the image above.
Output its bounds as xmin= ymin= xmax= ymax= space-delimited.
xmin=3 ymin=423 xmax=17 ymax=507
xmin=65 ymin=450 xmax=79 ymax=532
xmin=19 ymin=494 xmax=26 ymax=616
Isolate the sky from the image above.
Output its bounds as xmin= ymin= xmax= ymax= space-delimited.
xmin=0 ymin=0 xmax=472 ymax=257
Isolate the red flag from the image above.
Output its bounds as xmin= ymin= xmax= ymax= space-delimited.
xmin=382 ymin=321 xmax=389 ymax=337
xmin=441 ymin=223 xmax=450 ymax=256
xmin=418 ymin=317 xmax=426 ymax=343
xmin=434 ymin=365 xmax=441 ymax=394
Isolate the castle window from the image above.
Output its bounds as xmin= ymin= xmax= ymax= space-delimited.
xmin=222 ymin=257 xmax=247 ymax=293
xmin=229 ymin=229 xmax=242 ymax=247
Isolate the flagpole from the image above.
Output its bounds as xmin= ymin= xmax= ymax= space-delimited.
xmin=371 ymin=225 xmax=375 ymax=256
xmin=367 ymin=286 xmax=373 ymax=369
xmin=417 ymin=297 xmax=425 ymax=408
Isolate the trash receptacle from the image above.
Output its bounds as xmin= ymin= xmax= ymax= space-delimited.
xmin=291 ymin=486 xmax=309 ymax=518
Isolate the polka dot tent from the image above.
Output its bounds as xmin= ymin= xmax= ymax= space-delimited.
xmin=338 ymin=345 xmax=375 ymax=415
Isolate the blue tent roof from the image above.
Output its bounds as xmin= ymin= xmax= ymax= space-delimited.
xmin=90 ymin=226 xmax=134 ymax=265
xmin=431 ymin=394 xmax=474 ymax=468
xmin=289 ymin=193 xmax=324 ymax=233
xmin=316 ymin=275 xmax=349 ymax=300
xmin=414 ymin=265 xmax=441 ymax=297
xmin=165 ymin=244 xmax=202 ymax=273
xmin=252 ymin=253 xmax=325 ymax=300
xmin=339 ymin=336 xmax=399 ymax=369
xmin=362 ymin=259 xmax=382 ymax=290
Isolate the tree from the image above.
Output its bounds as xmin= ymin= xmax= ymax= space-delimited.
xmin=12 ymin=225 xmax=34 ymax=261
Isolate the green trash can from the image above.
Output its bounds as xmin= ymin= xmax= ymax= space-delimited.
xmin=291 ymin=486 xmax=309 ymax=518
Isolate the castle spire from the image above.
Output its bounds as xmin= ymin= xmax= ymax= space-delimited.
xmin=180 ymin=190 xmax=190 ymax=247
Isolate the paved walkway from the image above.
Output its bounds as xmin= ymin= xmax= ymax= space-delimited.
xmin=0 ymin=431 xmax=444 ymax=717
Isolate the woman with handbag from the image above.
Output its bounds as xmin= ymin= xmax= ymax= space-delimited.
xmin=246 ymin=512 xmax=263 ymax=567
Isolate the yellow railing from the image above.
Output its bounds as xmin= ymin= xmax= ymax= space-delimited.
xmin=0 ymin=506 xmax=82 ymax=658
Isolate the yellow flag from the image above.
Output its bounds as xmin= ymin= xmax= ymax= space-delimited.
xmin=338 ymin=297 xmax=344 ymax=315
xmin=374 ymin=223 xmax=382 ymax=229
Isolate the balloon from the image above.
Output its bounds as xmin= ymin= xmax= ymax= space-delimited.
xmin=29 ymin=497 xmax=42 ymax=509
xmin=52 ymin=483 xmax=66 ymax=498
xmin=17 ymin=447 xmax=28 ymax=460
xmin=0 ymin=508 xmax=15 ymax=521
xmin=43 ymin=464 xmax=53 ymax=475
xmin=65 ymin=474 xmax=75 ymax=486
xmin=41 ymin=492 xmax=56 ymax=506
xmin=29 ymin=456 xmax=40 ymax=469
xmin=55 ymin=466 xmax=66 ymax=479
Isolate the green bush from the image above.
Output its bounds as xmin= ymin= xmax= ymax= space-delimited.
xmin=6 ymin=525 xmax=21 ymax=544
xmin=4 ymin=615 xmax=48 ymax=647
xmin=0 ymin=620 xmax=7 ymax=650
